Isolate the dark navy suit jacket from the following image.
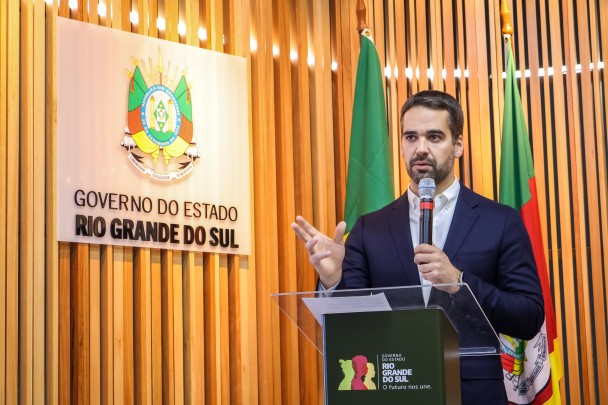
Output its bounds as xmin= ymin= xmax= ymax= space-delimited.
xmin=337 ymin=184 xmax=544 ymax=404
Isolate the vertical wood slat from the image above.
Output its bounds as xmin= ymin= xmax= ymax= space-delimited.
xmin=206 ymin=0 xmax=224 ymax=51
xmin=273 ymin=0 xmax=300 ymax=401
xmin=454 ymin=0 xmax=470 ymax=186
xmin=330 ymin=1 xmax=346 ymax=216
xmin=523 ymin=0 xmax=549 ymax=269
xmin=486 ymin=0 xmax=501 ymax=193
xmin=337 ymin=0 xmax=352 ymax=169
xmin=371 ymin=0 xmax=386 ymax=95
xmin=384 ymin=0 xmax=400 ymax=198
xmin=123 ymin=248 xmax=135 ymax=404
xmin=149 ymin=0 xmax=158 ymax=38
xmin=161 ymin=250 xmax=175 ymax=405
xmin=471 ymin=0 xmax=494 ymax=197
xmin=227 ymin=257 xmax=242 ymax=405
xmin=292 ymin=0 xmax=319 ymax=402
xmin=441 ymin=0 xmax=456 ymax=96
xmin=113 ymin=247 xmax=126 ymax=404
xmin=514 ymin=0 xmax=527 ymax=126
xmin=90 ymin=245 xmax=101 ymax=405
xmin=183 ymin=252 xmax=204 ymax=405
xmin=405 ymin=0 xmax=417 ymax=95
xmin=181 ymin=5 xmax=202 ymax=403
xmin=218 ymin=255 xmax=230 ymax=403
xmin=150 ymin=249 xmax=163 ymax=404
xmin=45 ymin=1 xmax=59 ymax=404
xmin=139 ymin=0 xmax=149 ymax=36
xmin=429 ymin=0 xmax=441 ymax=91
xmin=309 ymin=0 xmax=329 ymax=230
xmin=204 ymin=11 xmax=230 ymax=405
xmin=133 ymin=248 xmax=151 ymax=405
xmin=1 ymin=0 xmax=21 ymax=403
xmin=32 ymin=2 xmax=46 ymax=403
xmin=413 ymin=0 xmax=427 ymax=89
xmin=249 ymin=0 xmax=282 ymax=403
xmin=58 ymin=243 xmax=71 ymax=405
xmin=311 ymin=0 xmax=336 ymax=229
xmin=392 ymin=0 xmax=407 ymax=193
xmin=310 ymin=0 xmax=337 ymax=392
xmin=172 ymin=251 xmax=185 ymax=405
xmin=72 ymin=244 xmax=90 ymax=405
xmin=19 ymin=1 xmax=34 ymax=403
xmin=0 ymin=0 xmax=7 ymax=400
xmin=184 ymin=2 xmax=200 ymax=65
xmin=177 ymin=0 xmax=186 ymax=45
xmin=101 ymin=246 xmax=114 ymax=405
xmin=202 ymin=253 xmax=231 ymax=405
xmin=243 ymin=255 xmax=260 ymax=404
xmin=203 ymin=253 xmax=219 ymax=405
xmin=462 ymin=0 xmax=483 ymax=192
xmin=165 ymin=0 xmax=178 ymax=43
xmin=232 ymin=1 xmax=258 ymax=401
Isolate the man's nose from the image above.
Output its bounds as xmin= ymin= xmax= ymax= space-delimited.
xmin=415 ymin=139 xmax=429 ymax=155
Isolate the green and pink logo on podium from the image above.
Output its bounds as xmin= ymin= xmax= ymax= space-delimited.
xmin=338 ymin=355 xmax=377 ymax=391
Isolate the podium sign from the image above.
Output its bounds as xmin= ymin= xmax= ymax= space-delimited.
xmin=324 ymin=309 xmax=460 ymax=404
xmin=272 ymin=284 xmax=500 ymax=405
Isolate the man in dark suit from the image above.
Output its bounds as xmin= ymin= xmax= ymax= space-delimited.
xmin=292 ymin=90 xmax=544 ymax=404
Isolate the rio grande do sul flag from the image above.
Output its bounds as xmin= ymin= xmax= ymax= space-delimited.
xmin=343 ymin=28 xmax=394 ymax=234
xmin=499 ymin=37 xmax=563 ymax=405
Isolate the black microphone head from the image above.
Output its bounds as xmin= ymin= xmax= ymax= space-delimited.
xmin=419 ymin=178 xmax=436 ymax=200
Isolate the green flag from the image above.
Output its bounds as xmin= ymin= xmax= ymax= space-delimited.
xmin=344 ymin=29 xmax=394 ymax=234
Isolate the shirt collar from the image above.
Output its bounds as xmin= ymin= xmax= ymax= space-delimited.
xmin=407 ymin=177 xmax=460 ymax=211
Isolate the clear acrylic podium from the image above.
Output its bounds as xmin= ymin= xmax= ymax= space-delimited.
xmin=272 ymin=283 xmax=500 ymax=405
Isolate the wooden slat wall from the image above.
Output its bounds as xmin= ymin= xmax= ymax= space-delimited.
xmin=1 ymin=0 xmax=608 ymax=403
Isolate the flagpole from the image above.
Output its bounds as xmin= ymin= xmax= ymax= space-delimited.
xmin=500 ymin=0 xmax=513 ymax=71
xmin=356 ymin=0 xmax=367 ymax=35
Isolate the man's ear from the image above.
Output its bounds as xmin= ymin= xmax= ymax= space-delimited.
xmin=454 ymin=135 xmax=464 ymax=158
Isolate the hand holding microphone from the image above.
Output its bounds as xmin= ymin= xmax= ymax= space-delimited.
xmin=415 ymin=178 xmax=462 ymax=292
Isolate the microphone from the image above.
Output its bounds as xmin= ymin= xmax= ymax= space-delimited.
xmin=418 ymin=178 xmax=435 ymax=245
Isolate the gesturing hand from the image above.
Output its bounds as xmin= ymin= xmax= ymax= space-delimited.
xmin=291 ymin=215 xmax=346 ymax=288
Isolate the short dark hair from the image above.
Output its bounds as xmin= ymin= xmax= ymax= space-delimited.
xmin=400 ymin=90 xmax=464 ymax=142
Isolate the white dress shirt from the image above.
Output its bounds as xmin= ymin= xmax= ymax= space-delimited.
xmin=407 ymin=177 xmax=460 ymax=303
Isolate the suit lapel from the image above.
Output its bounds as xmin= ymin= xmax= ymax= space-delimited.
xmin=442 ymin=184 xmax=479 ymax=261
xmin=387 ymin=194 xmax=421 ymax=285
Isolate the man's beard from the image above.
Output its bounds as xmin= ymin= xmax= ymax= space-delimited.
xmin=407 ymin=156 xmax=453 ymax=185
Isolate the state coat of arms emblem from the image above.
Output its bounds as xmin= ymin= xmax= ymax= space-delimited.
xmin=123 ymin=48 xmax=199 ymax=181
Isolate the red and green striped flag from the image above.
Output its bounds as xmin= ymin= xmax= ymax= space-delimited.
xmin=499 ymin=36 xmax=563 ymax=405
xmin=344 ymin=28 xmax=394 ymax=234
